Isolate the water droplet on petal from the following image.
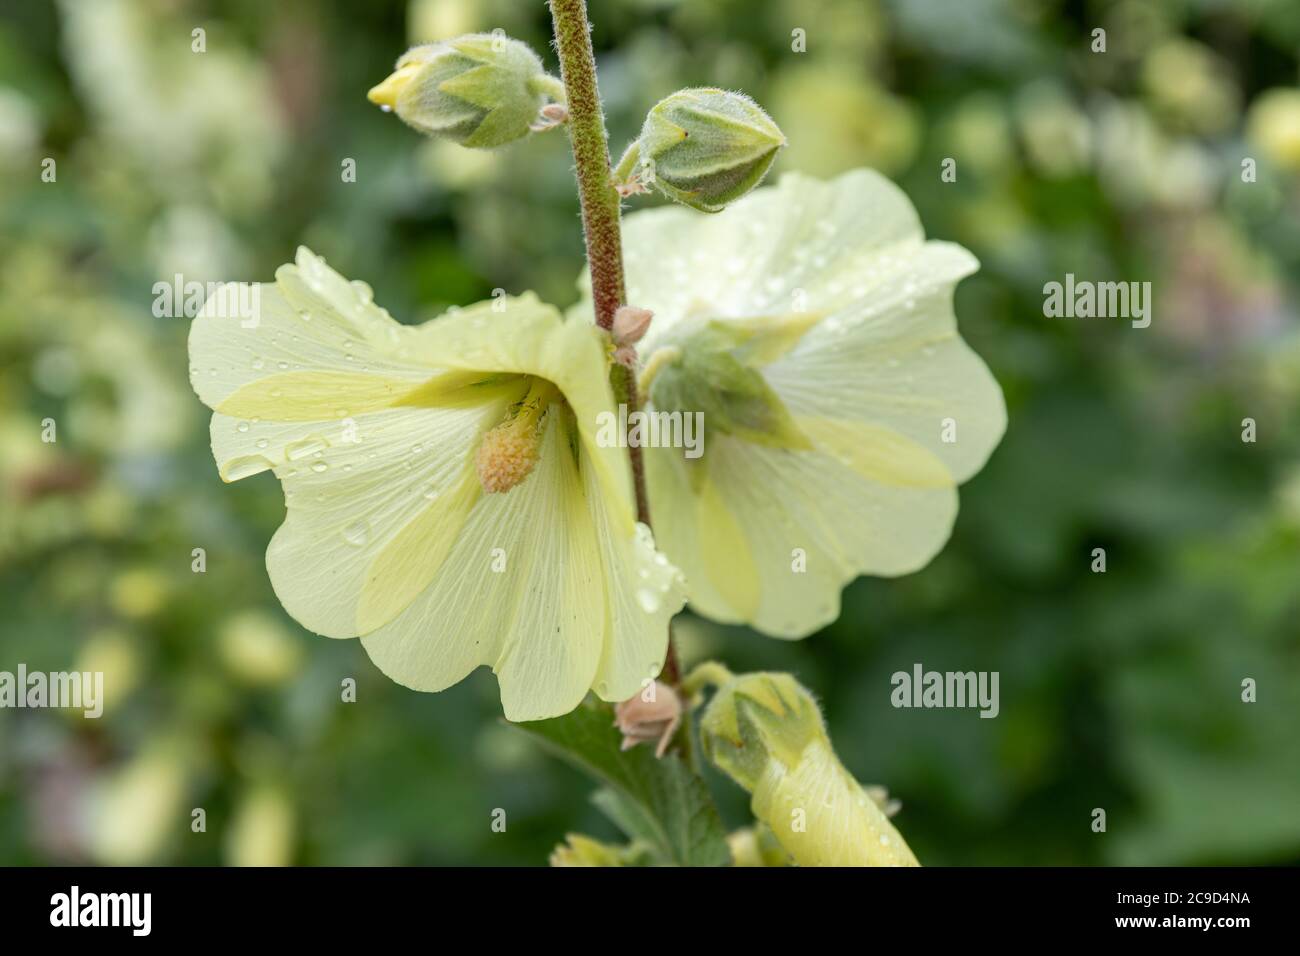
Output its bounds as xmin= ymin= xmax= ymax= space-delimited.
xmin=341 ymin=519 xmax=370 ymax=546
xmin=636 ymin=589 xmax=661 ymax=614
xmin=222 ymin=455 xmax=273 ymax=481
xmin=285 ymin=437 xmax=328 ymax=460
xmin=236 ymin=421 xmax=250 ymax=433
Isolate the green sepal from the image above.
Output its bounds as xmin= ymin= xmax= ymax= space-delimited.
xmin=648 ymin=320 xmax=812 ymax=450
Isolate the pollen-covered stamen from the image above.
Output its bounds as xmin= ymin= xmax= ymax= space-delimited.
xmin=474 ymin=379 xmax=558 ymax=494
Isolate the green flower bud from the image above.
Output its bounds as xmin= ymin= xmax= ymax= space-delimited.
xmin=696 ymin=667 xmax=919 ymax=867
xmin=368 ymin=34 xmax=558 ymax=149
xmin=626 ymin=88 xmax=785 ymax=212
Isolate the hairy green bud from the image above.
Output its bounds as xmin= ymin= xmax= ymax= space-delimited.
xmin=623 ymin=88 xmax=785 ymax=212
xmin=696 ymin=667 xmax=919 ymax=867
xmin=368 ymin=34 xmax=558 ymax=148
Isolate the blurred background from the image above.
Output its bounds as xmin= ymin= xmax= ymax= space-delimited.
xmin=2 ymin=0 xmax=1299 ymax=866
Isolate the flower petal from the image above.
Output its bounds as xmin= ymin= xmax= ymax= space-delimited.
xmin=263 ymin=400 xmax=500 ymax=639
xmin=360 ymin=411 xmax=605 ymax=721
xmin=754 ymin=739 xmax=918 ymax=867
xmin=189 ymin=247 xmax=435 ymax=430
xmin=608 ymin=169 xmax=1004 ymax=636
xmin=583 ymin=447 xmax=684 ymax=703
xmin=649 ymin=426 xmax=957 ymax=638
xmin=407 ymin=298 xmax=637 ymax=518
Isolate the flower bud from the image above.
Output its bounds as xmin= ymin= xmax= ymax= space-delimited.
xmin=614 ymin=679 xmax=681 ymax=757
xmin=368 ymin=34 xmax=554 ymax=149
xmin=697 ymin=668 xmax=919 ymax=866
xmin=633 ymin=88 xmax=785 ymax=212
xmin=612 ymin=305 xmax=653 ymax=348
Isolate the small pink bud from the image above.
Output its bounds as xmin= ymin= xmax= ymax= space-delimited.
xmin=612 ymin=305 xmax=653 ymax=347
xmin=614 ymin=680 xmax=681 ymax=758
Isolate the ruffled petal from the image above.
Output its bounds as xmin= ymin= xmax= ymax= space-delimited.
xmin=359 ymin=411 xmax=605 ymax=721
xmin=262 ymin=400 xmax=500 ymax=639
xmin=609 ymin=170 xmax=1004 ymax=637
xmin=647 ymin=420 xmax=957 ymax=638
xmin=189 ymin=247 xmax=435 ymax=433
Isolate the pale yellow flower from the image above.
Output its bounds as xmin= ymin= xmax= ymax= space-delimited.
xmin=580 ymin=169 xmax=1006 ymax=638
xmin=189 ymin=248 xmax=684 ymax=720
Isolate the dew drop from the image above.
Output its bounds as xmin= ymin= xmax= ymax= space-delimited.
xmin=635 ymin=589 xmax=661 ymax=614
xmin=311 ymin=461 xmax=328 ymax=473
xmin=222 ymin=455 xmax=273 ymax=481
xmin=236 ymin=421 xmax=250 ymax=433
xmin=285 ymin=437 xmax=328 ymax=460
xmin=341 ymin=519 xmax=370 ymax=546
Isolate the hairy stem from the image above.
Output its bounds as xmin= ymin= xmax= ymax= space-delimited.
xmin=548 ymin=0 xmax=681 ymax=689
xmin=548 ymin=0 xmax=624 ymax=329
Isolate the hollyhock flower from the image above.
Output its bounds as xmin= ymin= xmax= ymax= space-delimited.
xmin=580 ymin=168 xmax=1006 ymax=637
xmin=188 ymin=248 xmax=684 ymax=720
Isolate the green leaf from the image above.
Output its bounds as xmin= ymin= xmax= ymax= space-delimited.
xmin=513 ymin=699 xmax=731 ymax=866
xmin=591 ymin=788 xmax=664 ymax=848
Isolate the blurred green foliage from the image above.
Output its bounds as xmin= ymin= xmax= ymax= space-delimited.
xmin=2 ymin=0 xmax=1299 ymax=865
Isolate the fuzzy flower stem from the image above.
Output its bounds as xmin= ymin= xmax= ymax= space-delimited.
xmin=548 ymin=0 xmax=625 ymax=330
xmin=548 ymin=0 xmax=680 ymax=688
